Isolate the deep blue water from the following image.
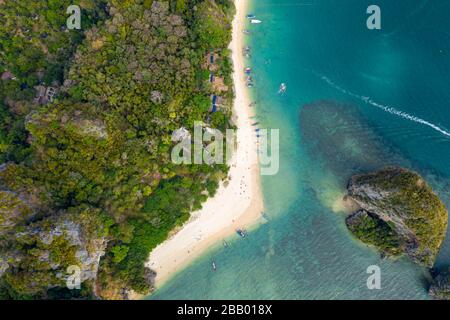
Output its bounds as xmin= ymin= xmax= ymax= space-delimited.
xmin=149 ymin=0 xmax=450 ymax=299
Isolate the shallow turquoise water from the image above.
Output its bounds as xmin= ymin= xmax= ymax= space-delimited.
xmin=149 ymin=0 xmax=450 ymax=299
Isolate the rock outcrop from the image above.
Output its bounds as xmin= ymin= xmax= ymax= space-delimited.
xmin=345 ymin=167 xmax=448 ymax=267
xmin=0 ymin=163 xmax=48 ymax=237
xmin=0 ymin=205 xmax=108 ymax=296
xmin=0 ymin=190 xmax=35 ymax=236
xmin=429 ymin=270 xmax=450 ymax=300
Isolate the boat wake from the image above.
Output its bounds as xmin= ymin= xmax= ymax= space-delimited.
xmin=320 ymin=76 xmax=450 ymax=138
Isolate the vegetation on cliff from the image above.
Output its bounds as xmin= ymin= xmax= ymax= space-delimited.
xmin=346 ymin=210 xmax=402 ymax=256
xmin=0 ymin=0 xmax=235 ymax=299
xmin=346 ymin=167 xmax=448 ymax=267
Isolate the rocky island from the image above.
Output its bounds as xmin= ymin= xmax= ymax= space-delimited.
xmin=429 ymin=270 xmax=450 ymax=300
xmin=345 ymin=167 xmax=448 ymax=267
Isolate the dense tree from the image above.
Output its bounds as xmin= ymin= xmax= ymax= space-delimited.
xmin=0 ymin=0 xmax=108 ymax=85
xmin=193 ymin=0 xmax=232 ymax=50
xmin=0 ymin=0 xmax=235 ymax=299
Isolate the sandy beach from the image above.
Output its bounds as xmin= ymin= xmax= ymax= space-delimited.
xmin=144 ymin=0 xmax=264 ymax=290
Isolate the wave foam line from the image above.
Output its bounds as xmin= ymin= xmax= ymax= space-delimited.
xmin=321 ymin=76 xmax=450 ymax=138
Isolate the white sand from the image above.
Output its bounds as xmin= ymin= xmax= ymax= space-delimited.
xmin=144 ymin=0 xmax=263 ymax=290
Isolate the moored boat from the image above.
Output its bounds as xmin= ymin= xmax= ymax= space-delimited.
xmin=236 ymin=229 xmax=247 ymax=238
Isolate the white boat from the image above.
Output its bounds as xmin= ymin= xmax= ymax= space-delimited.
xmin=250 ymin=19 xmax=262 ymax=24
xmin=236 ymin=229 xmax=247 ymax=238
xmin=278 ymin=83 xmax=287 ymax=94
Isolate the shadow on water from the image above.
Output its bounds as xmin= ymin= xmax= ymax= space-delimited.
xmin=300 ymin=100 xmax=407 ymax=180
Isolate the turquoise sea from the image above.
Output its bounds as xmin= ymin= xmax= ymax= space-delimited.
xmin=149 ymin=0 xmax=450 ymax=299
